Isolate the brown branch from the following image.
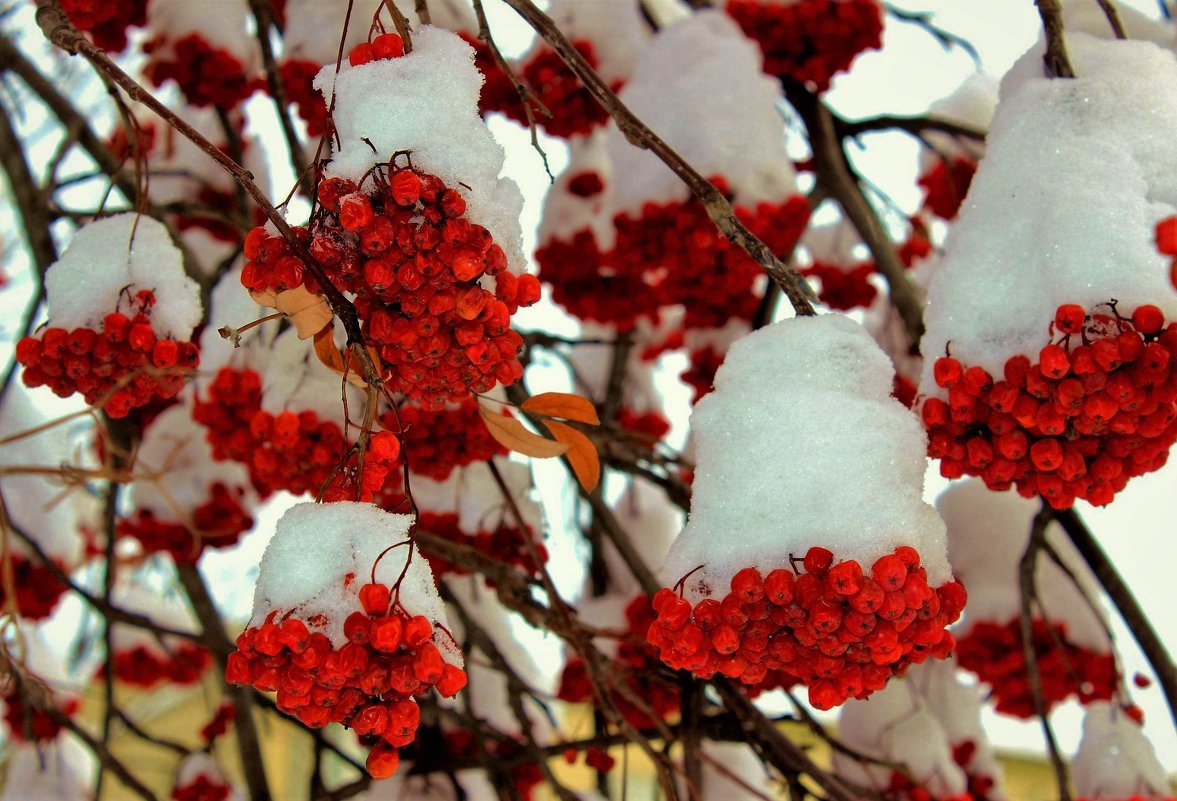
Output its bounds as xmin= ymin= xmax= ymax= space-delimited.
xmin=43 ymin=706 xmax=161 ymax=801
xmin=1019 ymin=504 xmax=1071 ymax=801
xmin=0 ymin=98 xmax=58 ymax=274
xmin=785 ymin=83 xmax=924 ymax=345
xmin=175 ymin=564 xmax=273 ymax=801
xmin=495 ymin=0 xmax=817 ymax=317
xmin=247 ymin=0 xmax=312 ymax=196
xmin=840 ymin=114 xmax=987 ymax=142
xmin=1055 ymin=507 xmax=1177 ymax=730
xmin=1035 ymin=0 xmax=1076 ymax=78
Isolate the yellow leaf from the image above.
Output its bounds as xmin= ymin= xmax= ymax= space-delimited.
xmin=521 ymin=392 xmax=601 ymax=425
xmin=312 ymin=324 xmax=378 ymax=388
xmin=252 ymin=285 xmax=332 ymax=339
xmin=542 ymin=419 xmax=601 ymax=493
xmin=478 ymin=405 xmax=570 ymax=459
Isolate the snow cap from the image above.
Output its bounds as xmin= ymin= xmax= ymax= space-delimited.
xmin=1072 ymin=701 xmax=1171 ymax=799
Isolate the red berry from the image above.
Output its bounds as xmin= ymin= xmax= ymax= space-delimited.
xmin=1054 ymin=304 xmax=1086 ymax=334
xmin=802 ymin=547 xmax=834 ymax=577
xmin=1132 ymin=305 xmax=1165 ymax=335
xmin=1156 ymin=215 xmax=1177 ymax=255
xmin=933 ymin=357 xmax=963 ymax=388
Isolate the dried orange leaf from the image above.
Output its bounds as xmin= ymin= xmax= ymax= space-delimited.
xmin=313 ymin=324 xmax=375 ymax=388
xmin=521 ymin=392 xmax=601 ymax=425
xmin=478 ymin=405 xmax=570 ymax=459
xmin=542 ymin=419 xmax=601 ymax=493
xmin=251 ymin=285 xmax=332 ymax=339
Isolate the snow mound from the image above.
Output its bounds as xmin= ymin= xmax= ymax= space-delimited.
xmin=1072 ymin=701 xmax=1170 ymax=799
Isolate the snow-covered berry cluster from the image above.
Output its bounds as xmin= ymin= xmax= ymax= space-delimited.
xmin=647 ymin=547 xmax=965 ymax=709
xmin=923 ymin=302 xmax=1177 ymax=508
xmin=724 ymin=0 xmax=884 ymax=91
xmin=558 ymin=595 xmax=680 ymax=728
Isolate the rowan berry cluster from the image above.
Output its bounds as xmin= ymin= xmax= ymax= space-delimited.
xmin=106 ymin=643 xmax=212 ymax=689
xmin=226 ymin=579 xmax=467 ymax=779
xmin=538 ymin=183 xmax=810 ymax=329
xmin=646 ymin=546 xmax=967 ymax=710
xmin=1 ymin=690 xmax=77 ymax=743
xmin=171 ymin=773 xmax=232 ymax=801
xmin=682 ymin=346 xmax=726 ymax=403
xmin=60 ymin=0 xmax=147 ymax=51
xmin=118 ymin=483 xmax=253 ymax=563
xmin=558 ymin=595 xmax=680 ymax=729
xmin=199 ymin=703 xmax=236 ymax=743
xmin=617 ymin=407 xmax=671 ymax=442
xmin=0 ymin=556 xmax=69 ymax=621
xmin=144 ymin=33 xmax=259 ymax=108
xmin=956 ymin=618 xmax=1117 ymax=718
xmin=951 ymin=739 xmax=1001 ymax=801
xmin=922 ymin=303 xmax=1177 ymax=508
xmin=391 ymin=400 xmax=505 ymax=481
xmin=194 ymin=367 xmax=347 ymax=496
xmin=278 ymin=59 xmax=329 ymax=136
xmin=243 ymin=158 xmax=536 ymax=409
xmin=882 ymin=771 xmax=972 ymax=801
xmin=16 ymin=297 xmax=199 ymax=419
xmin=485 ymin=40 xmax=618 ymax=138
xmin=418 ymin=511 xmax=545 ymax=585
xmin=724 ymin=0 xmax=884 ymax=91
xmin=320 ymin=431 xmax=404 ymax=505
xmin=801 ymin=261 xmax=877 ymax=311
xmin=918 ymin=156 xmax=977 ymax=221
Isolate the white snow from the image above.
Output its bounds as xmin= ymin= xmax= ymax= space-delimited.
xmin=920 ymin=34 xmax=1177 ymax=392
xmin=1072 ymin=701 xmax=1170 ymax=799
xmin=936 ymin=479 xmax=1110 ymax=652
xmin=534 ymin=0 xmax=652 ymax=83
xmin=411 ymin=458 xmax=543 ymax=536
xmin=250 ymin=501 xmax=459 ymax=663
xmin=834 ymin=670 xmax=987 ymax=797
xmin=127 ymin=403 xmax=253 ymax=523
xmin=284 ymin=0 xmax=384 ymax=65
xmin=42 ymin=214 xmax=201 ymax=340
xmin=109 ymin=575 xmax=200 ymax=653
xmin=197 ymin=263 xmax=274 ymax=376
xmin=315 ymin=26 xmax=526 ymax=276
xmin=660 ymin=314 xmax=952 ymax=595
xmin=0 ymin=384 xmax=91 ymax=564
xmin=537 ymin=131 xmax=617 ymax=247
xmin=604 ymin=11 xmax=799 ymax=213
xmin=0 ymin=736 xmax=94 ymax=801
xmin=917 ymin=72 xmax=995 ymax=173
xmin=260 ymin=326 xmax=362 ymax=426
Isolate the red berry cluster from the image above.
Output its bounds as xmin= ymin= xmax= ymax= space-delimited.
xmin=882 ymin=772 xmax=972 ymax=801
xmin=538 ymin=183 xmax=811 ymax=329
xmin=923 ymin=303 xmax=1177 ymax=508
xmin=725 ymin=0 xmax=884 ymax=92
xmin=172 ymin=773 xmax=232 ymax=801
xmin=278 ymin=59 xmax=329 ymax=137
xmin=418 ymin=511 xmax=546 ymax=586
xmin=60 ymin=0 xmax=147 ymax=51
xmin=1 ymin=688 xmax=78 ymax=743
xmin=226 ymin=581 xmax=467 ymax=779
xmin=564 ymin=745 xmax=617 ymax=774
xmin=243 ymin=165 xmax=537 ymax=410
xmin=956 ymin=618 xmax=1116 ymax=718
xmin=617 ymin=407 xmax=671 ymax=443
xmin=802 ymin=261 xmax=877 ymax=311
xmin=391 ymin=399 xmax=506 ymax=482
xmin=118 ymin=483 xmax=253 ymax=563
xmin=486 ymin=40 xmax=618 ymax=138
xmin=106 ymin=643 xmax=212 ymax=689
xmin=17 ymin=301 xmax=199 ymax=419
xmin=681 ymin=345 xmax=726 ymax=404
xmin=144 ymin=33 xmax=260 ymax=108
xmin=199 ymin=702 xmax=237 ymax=744
xmin=0 ymin=555 xmax=70 ymax=621
xmin=918 ymin=157 xmax=977 ymax=221
xmin=321 ymin=431 xmax=405 ymax=505
xmin=951 ymin=739 xmax=1000 ymax=801
xmin=193 ymin=367 xmax=348 ymax=496
xmin=558 ymin=595 xmax=680 ymax=729
xmin=646 ymin=546 xmax=967 ymax=710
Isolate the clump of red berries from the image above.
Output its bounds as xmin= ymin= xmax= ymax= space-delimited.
xmin=1 ymin=687 xmax=78 ymax=743
xmin=802 ymin=261 xmax=877 ymax=311
xmin=17 ymin=292 xmax=199 ymax=418
xmin=485 ymin=39 xmax=618 ymax=138
xmin=681 ymin=345 xmax=726 ymax=404
xmin=118 ymin=483 xmax=253 ymax=563
xmin=880 ymin=771 xmax=973 ymax=801
xmin=106 ymin=642 xmax=212 ymax=689
xmin=558 ymin=595 xmax=680 ymax=729
xmin=392 ymin=400 xmax=506 ymax=482
xmin=61 ymin=0 xmax=147 ymax=51
xmin=918 ymin=156 xmax=977 ymax=221
xmin=646 ymin=546 xmax=967 ymax=710
xmin=199 ymin=702 xmax=237 ymax=744
xmin=0 ymin=555 xmax=70 ymax=621
xmin=243 ymin=161 xmax=537 ymax=410
xmin=278 ymin=59 xmax=329 ymax=136
xmin=951 ymin=739 xmax=1001 ymax=801
xmin=538 ymin=184 xmax=810 ymax=329
xmin=725 ymin=0 xmax=884 ymax=92
xmin=418 ymin=511 xmax=546 ymax=586
xmin=226 ymin=578 xmax=467 ymax=779
xmin=956 ymin=618 xmax=1117 ymax=718
xmin=923 ymin=302 xmax=1177 ymax=508
xmin=144 ymin=33 xmax=260 ymax=108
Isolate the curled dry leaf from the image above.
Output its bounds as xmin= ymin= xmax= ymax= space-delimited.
xmin=478 ymin=404 xmax=570 ymax=459
xmin=520 ymin=392 xmax=601 ymax=425
xmin=313 ymin=324 xmax=380 ymax=388
xmin=541 ymin=419 xmax=601 ymax=493
xmin=251 ymin=285 xmax=332 ymax=339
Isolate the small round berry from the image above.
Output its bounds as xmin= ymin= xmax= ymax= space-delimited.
xmin=1132 ymin=304 xmax=1165 ymax=335
xmin=802 ymin=547 xmax=834 ymax=577
xmin=933 ymin=357 xmax=963 ymax=389
xmin=1054 ymin=304 xmax=1087 ymax=335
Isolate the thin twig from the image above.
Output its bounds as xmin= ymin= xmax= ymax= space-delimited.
xmin=247 ymin=0 xmax=312 ymax=195
xmin=1094 ymin=0 xmax=1127 ymax=38
xmin=1035 ymin=0 xmax=1076 ymax=78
